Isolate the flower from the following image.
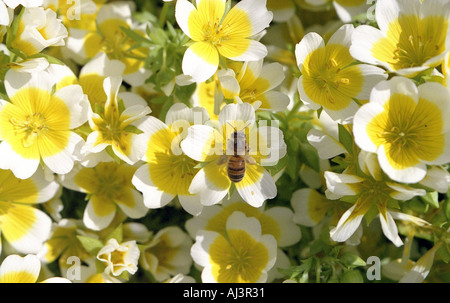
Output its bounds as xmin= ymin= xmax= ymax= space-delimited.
xmin=186 ymin=192 xmax=301 ymax=249
xmin=132 ymin=102 xmax=209 ymax=216
xmin=353 ymin=76 xmax=450 ymax=183
xmin=350 ymin=0 xmax=450 ymax=77
xmin=0 ymin=0 xmax=43 ymax=26
xmin=0 ymin=254 xmax=71 ymax=283
xmin=218 ymin=59 xmax=290 ymax=112
xmin=78 ymin=52 xmax=126 ymax=107
xmin=324 ymin=151 xmax=428 ymax=246
xmin=180 ymin=102 xmax=286 ymax=208
xmin=185 ymin=192 xmax=300 ymax=281
xmin=81 ymin=76 xmax=151 ymax=166
xmin=0 ymin=167 xmax=59 ymax=254
xmin=97 ymin=238 xmax=140 ymax=277
xmin=139 ymin=226 xmax=193 ymax=282
xmin=38 ymin=219 xmax=94 ymax=269
xmin=295 ymin=24 xmax=387 ymax=123
xmin=290 ymin=188 xmax=334 ymax=227
xmin=11 ymin=6 xmax=68 ymax=56
xmin=175 ymin=0 xmax=273 ymax=82
xmin=0 ymin=67 xmax=89 ymax=179
xmin=59 ymin=162 xmax=148 ymax=231
xmin=64 ymin=1 xmax=150 ymax=86
xmin=191 ymin=211 xmax=277 ymax=283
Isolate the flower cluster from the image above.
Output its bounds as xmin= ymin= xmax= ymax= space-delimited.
xmin=0 ymin=0 xmax=448 ymax=284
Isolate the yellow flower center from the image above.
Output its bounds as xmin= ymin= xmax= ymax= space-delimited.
xmin=372 ymin=15 xmax=448 ymax=71
xmin=209 ymin=230 xmax=269 ymax=283
xmin=203 ymin=18 xmax=230 ymax=47
xmin=302 ymin=44 xmax=363 ymax=110
xmin=366 ymin=93 xmax=444 ymax=169
xmin=10 ymin=113 xmax=48 ymax=148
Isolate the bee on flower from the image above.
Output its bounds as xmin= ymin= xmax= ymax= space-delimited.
xmin=180 ymin=102 xmax=286 ymax=208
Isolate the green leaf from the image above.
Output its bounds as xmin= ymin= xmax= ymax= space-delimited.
xmin=443 ymin=198 xmax=450 ymax=221
xmin=120 ymin=26 xmax=152 ymax=47
xmin=420 ymin=191 xmax=439 ymax=209
xmin=105 ymin=224 xmax=123 ymax=243
xmin=77 ymin=236 xmax=104 ymax=256
xmin=341 ymin=269 xmax=364 ymax=283
xmin=340 ymin=252 xmax=366 ymax=268
xmin=437 ymin=244 xmax=450 ymax=263
xmin=148 ymin=28 xmax=169 ymax=46
xmin=364 ymin=203 xmax=379 ymax=226
xmin=123 ymin=124 xmax=144 ymax=135
xmin=338 ymin=124 xmax=354 ymax=154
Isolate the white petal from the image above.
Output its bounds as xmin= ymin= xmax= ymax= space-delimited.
xmin=175 ymin=0 xmax=197 ymax=39
xmin=0 ymin=255 xmax=40 ymax=283
xmin=42 ymin=132 xmax=85 ymax=175
xmin=295 ymin=32 xmax=324 ymax=70
xmin=53 ymin=85 xmax=90 ymax=129
xmin=189 ymin=167 xmax=229 ymax=206
xmin=0 ymin=141 xmax=40 ymax=180
xmin=377 ymin=144 xmax=427 ymax=183
xmin=231 ymin=0 xmax=273 ymax=36
xmin=324 ymin=171 xmax=363 ymax=196
xmin=307 ymin=128 xmax=346 ymax=159
xmin=379 ymin=211 xmax=403 ymax=247
xmin=3 ymin=207 xmax=52 ymax=254
xmin=116 ymin=189 xmax=148 ymax=219
xmin=132 ymin=164 xmax=175 ymax=208
xmin=353 ymin=102 xmax=385 ymax=153
xmin=330 ymin=204 xmax=364 ymax=243
xmin=328 ymin=24 xmax=354 ymax=47
xmin=178 ymin=194 xmax=204 ymax=216
xmin=218 ymin=103 xmax=255 ymax=128
xmin=182 ymin=43 xmax=219 ymax=83
xmin=236 ymin=168 xmax=277 ymax=208
xmin=83 ymin=199 xmax=116 ymax=231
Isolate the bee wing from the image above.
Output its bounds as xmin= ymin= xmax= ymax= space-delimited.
xmin=217 ymin=155 xmax=230 ymax=165
xmin=245 ymin=156 xmax=257 ymax=165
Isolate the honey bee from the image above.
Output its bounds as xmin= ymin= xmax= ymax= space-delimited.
xmin=217 ymin=124 xmax=256 ymax=183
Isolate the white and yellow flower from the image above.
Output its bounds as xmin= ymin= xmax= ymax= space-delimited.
xmin=0 ymin=0 xmax=43 ymax=27
xmin=218 ymin=59 xmax=290 ymax=112
xmin=11 ymin=6 xmax=68 ymax=56
xmin=97 ymin=238 xmax=140 ymax=277
xmin=59 ymin=162 xmax=148 ymax=231
xmin=325 ymin=151 xmax=427 ymax=247
xmin=350 ymin=0 xmax=450 ymax=77
xmin=185 ymin=193 xmax=300 ymax=282
xmin=0 ymin=68 xmax=89 ymax=179
xmin=132 ymin=103 xmax=209 ymax=216
xmin=0 ymin=167 xmax=59 ymax=254
xmin=186 ymin=193 xmax=301 ymax=249
xmin=332 ymin=0 xmax=371 ymax=23
xmin=353 ymin=76 xmax=450 ymax=183
xmin=290 ymin=188 xmax=334 ymax=227
xmin=78 ymin=52 xmax=126 ymax=107
xmin=296 ymin=24 xmax=387 ymax=123
xmin=180 ymin=103 xmax=286 ymax=208
xmin=0 ymin=254 xmax=71 ymax=283
xmin=81 ymin=76 xmax=151 ymax=166
xmin=64 ymin=1 xmax=150 ymax=86
xmin=37 ymin=219 xmax=94 ymax=269
xmin=175 ymin=0 xmax=273 ymax=82
xmin=191 ymin=211 xmax=277 ymax=283
xmin=139 ymin=226 xmax=193 ymax=282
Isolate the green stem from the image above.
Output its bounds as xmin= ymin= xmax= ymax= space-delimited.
xmin=158 ymin=2 xmax=170 ymax=29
